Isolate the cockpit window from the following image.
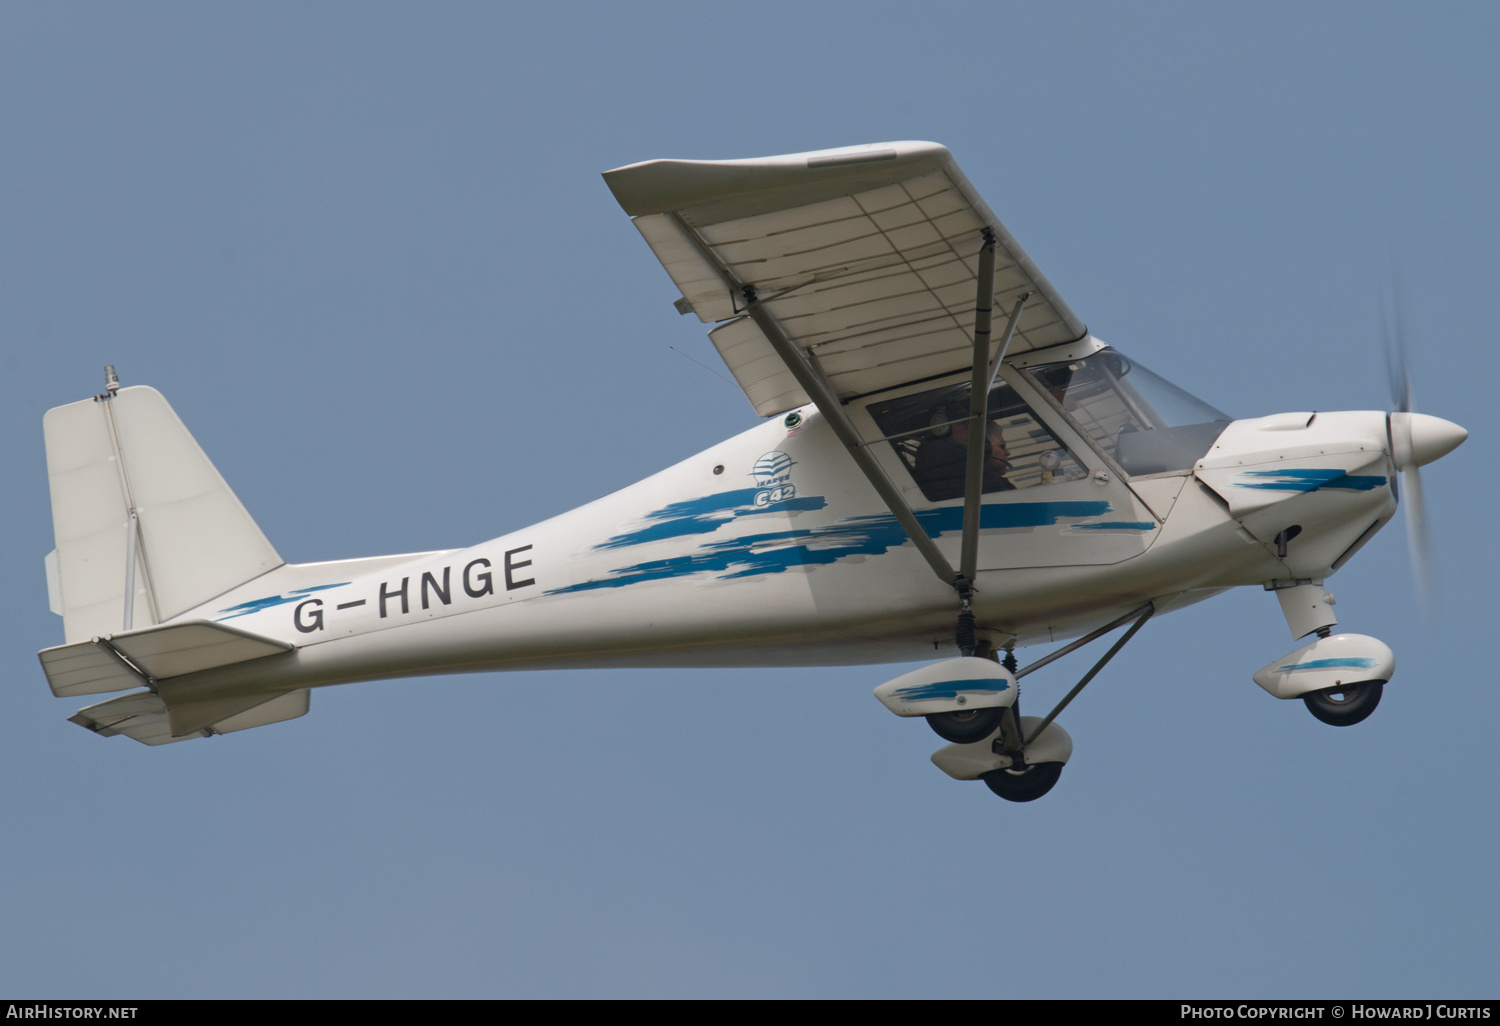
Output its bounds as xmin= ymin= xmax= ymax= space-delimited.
xmin=867 ymin=380 xmax=1088 ymax=502
xmin=1028 ymin=349 xmax=1231 ymax=476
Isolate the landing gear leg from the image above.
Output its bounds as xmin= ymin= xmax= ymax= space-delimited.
xmin=985 ymin=702 xmax=1066 ymax=802
xmin=983 ymin=671 xmax=1048 ymax=802
xmin=981 ymin=605 xmax=1153 ymax=803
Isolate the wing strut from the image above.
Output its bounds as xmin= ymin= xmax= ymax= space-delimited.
xmin=666 ymin=214 xmax=960 ymax=589
xmin=955 ymin=231 xmax=1029 ymax=654
xmin=740 ymin=296 xmax=958 ymax=587
xmin=957 ymin=230 xmax=997 ymax=602
xmin=959 ymin=243 xmax=1028 ymax=591
xmin=665 ymin=217 xmax=1038 ymax=644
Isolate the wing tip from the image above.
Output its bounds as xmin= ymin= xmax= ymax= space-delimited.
xmin=603 ymin=141 xmax=952 ymax=217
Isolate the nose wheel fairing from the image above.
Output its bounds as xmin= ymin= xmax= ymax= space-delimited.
xmin=1252 ymin=634 xmax=1394 ymax=701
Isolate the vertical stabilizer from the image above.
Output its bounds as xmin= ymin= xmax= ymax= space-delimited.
xmin=43 ymin=382 xmax=283 ymax=644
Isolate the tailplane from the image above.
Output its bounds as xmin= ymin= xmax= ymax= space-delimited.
xmin=68 ymin=688 xmax=310 ymax=746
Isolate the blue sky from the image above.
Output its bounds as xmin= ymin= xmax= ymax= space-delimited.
xmin=3 ymin=2 xmax=1495 ymax=997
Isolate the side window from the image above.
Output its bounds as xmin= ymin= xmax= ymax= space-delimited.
xmin=867 ymin=381 xmax=1088 ymax=502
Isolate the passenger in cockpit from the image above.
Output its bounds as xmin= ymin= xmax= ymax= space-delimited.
xmin=913 ymin=417 xmax=1014 ymax=501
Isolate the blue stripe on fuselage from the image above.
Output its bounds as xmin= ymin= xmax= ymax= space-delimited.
xmin=595 ymin=488 xmax=828 ymax=550
xmin=550 ymin=500 xmax=1118 ymax=595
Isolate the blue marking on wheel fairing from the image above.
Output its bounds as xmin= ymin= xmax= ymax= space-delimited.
xmin=1073 ymin=521 xmax=1156 ymax=530
xmin=1238 ymin=469 xmax=1387 ymax=492
xmin=216 ymin=582 xmax=348 ymax=620
xmin=553 ymin=501 xmax=1114 ymax=594
xmin=891 ymin=678 xmax=1010 ymax=701
xmin=595 ymin=488 xmax=828 ymax=550
xmin=1273 ymin=657 xmax=1380 ymax=673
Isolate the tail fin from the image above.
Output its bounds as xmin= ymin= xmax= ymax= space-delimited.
xmin=43 ymin=379 xmax=282 ymax=644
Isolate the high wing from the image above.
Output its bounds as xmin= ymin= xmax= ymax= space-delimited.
xmin=604 ymin=141 xmax=1086 ymax=417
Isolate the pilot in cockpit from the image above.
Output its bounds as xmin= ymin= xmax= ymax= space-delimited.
xmin=913 ymin=409 xmax=1014 ymax=501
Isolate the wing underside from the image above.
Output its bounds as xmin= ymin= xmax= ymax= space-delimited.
xmin=605 ymin=142 xmax=1086 ymax=416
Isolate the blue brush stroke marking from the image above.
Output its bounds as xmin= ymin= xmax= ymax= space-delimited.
xmin=1239 ymin=469 xmax=1387 ymax=492
xmin=1073 ymin=521 xmax=1156 ymax=531
xmin=920 ymin=502 xmax=1113 ymax=534
xmin=552 ymin=501 xmax=1114 ymax=595
xmin=1273 ymin=657 xmax=1379 ymax=673
xmin=891 ymin=678 xmax=1010 ymax=701
xmin=596 ymin=488 xmax=828 ymax=550
xmin=1323 ymin=475 xmax=1385 ymax=490
xmin=216 ymin=582 xmax=348 ymax=620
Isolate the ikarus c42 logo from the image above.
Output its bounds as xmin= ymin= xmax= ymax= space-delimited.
xmin=751 ymin=451 xmax=795 ymax=507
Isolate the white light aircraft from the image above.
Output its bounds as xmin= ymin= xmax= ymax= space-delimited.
xmin=38 ymin=142 xmax=1467 ymax=802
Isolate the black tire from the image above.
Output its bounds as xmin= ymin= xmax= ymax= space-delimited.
xmin=981 ymin=761 xmax=1065 ymax=803
xmin=1302 ymin=679 xmax=1384 ymax=726
xmin=925 ymin=706 xmax=1006 ymax=744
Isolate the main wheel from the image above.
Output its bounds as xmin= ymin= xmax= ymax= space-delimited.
xmin=926 ymin=706 xmax=1005 ymax=744
xmin=1302 ymin=680 xmax=1384 ymax=726
xmin=981 ymin=761 xmax=1064 ymax=802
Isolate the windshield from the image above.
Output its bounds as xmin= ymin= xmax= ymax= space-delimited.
xmin=1027 ymin=350 xmax=1231 ymax=476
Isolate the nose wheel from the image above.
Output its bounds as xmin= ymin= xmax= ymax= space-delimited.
xmin=1302 ymin=680 xmax=1383 ymax=726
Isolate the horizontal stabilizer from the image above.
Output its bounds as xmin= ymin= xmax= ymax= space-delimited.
xmin=70 ymin=688 xmax=310 ymax=745
xmin=39 ymin=619 xmax=292 ymax=697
